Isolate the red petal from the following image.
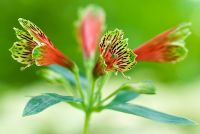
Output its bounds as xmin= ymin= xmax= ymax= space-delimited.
xmin=33 ymin=45 xmax=74 ymax=70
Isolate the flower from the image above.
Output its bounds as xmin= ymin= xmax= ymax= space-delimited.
xmin=75 ymin=5 xmax=105 ymax=59
xmin=93 ymin=29 xmax=137 ymax=78
xmin=9 ymin=18 xmax=74 ymax=71
xmin=133 ymin=23 xmax=191 ymax=63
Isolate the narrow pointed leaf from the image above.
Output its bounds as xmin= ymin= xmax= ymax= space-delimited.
xmin=107 ymin=103 xmax=195 ymax=125
xmin=23 ymin=93 xmax=82 ymax=116
xmin=108 ymin=91 xmax=139 ymax=106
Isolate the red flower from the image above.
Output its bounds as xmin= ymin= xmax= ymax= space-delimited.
xmin=9 ymin=18 xmax=74 ymax=71
xmin=76 ymin=5 xmax=105 ymax=59
xmin=93 ymin=29 xmax=137 ymax=78
xmin=134 ymin=23 xmax=191 ymax=63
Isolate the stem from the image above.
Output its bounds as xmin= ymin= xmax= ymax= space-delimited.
xmin=98 ymin=87 xmax=122 ymax=106
xmin=74 ymin=65 xmax=85 ymax=100
xmin=82 ymin=112 xmax=91 ymax=134
xmin=89 ymin=79 xmax=96 ymax=106
xmin=84 ymin=58 xmax=94 ymax=105
xmin=95 ymin=73 xmax=111 ymax=102
xmin=73 ymin=65 xmax=87 ymax=109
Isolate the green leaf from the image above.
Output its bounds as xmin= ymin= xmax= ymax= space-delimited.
xmin=108 ymin=91 xmax=139 ymax=106
xmin=107 ymin=103 xmax=195 ymax=125
xmin=23 ymin=93 xmax=82 ymax=116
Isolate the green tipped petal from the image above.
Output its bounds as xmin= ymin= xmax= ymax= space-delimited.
xmin=9 ymin=41 xmax=34 ymax=66
xmin=118 ymin=48 xmax=137 ymax=72
xmin=165 ymin=23 xmax=191 ymax=62
xmin=167 ymin=45 xmax=188 ymax=62
xmin=9 ymin=26 xmax=38 ymax=69
xmin=13 ymin=27 xmax=33 ymax=41
xmin=99 ymin=29 xmax=124 ymax=54
xmin=169 ymin=22 xmax=192 ymax=41
xmin=18 ymin=18 xmax=52 ymax=45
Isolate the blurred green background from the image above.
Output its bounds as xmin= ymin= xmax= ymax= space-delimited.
xmin=0 ymin=0 xmax=200 ymax=134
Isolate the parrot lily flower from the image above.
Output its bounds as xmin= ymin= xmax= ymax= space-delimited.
xmin=9 ymin=18 xmax=75 ymax=71
xmin=93 ymin=29 xmax=137 ymax=78
xmin=134 ymin=23 xmax=191 ymax=63
xmin=75 ymin=5 xmax=105 ymax=59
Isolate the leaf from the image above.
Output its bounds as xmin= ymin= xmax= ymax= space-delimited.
xmin=107 ymin=103 xmax=195 ymax=125
xmin=108 ymin=91 xmax=139 ymax=106
xmin=23 ymin=93 xmax=82 ymax=116
xmin=49 ymin=65 xmax=87 ymax=88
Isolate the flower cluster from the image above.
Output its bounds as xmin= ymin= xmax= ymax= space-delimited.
xmin=10 ymin=9 xmax=191 ymax=78
xmin=9 ymin=5 xmax=195 ymax=134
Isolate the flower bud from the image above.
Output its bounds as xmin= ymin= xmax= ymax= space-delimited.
xmin=76 ymin=5 xmax=105 ymax=59
xmin=121 ymin=81 xmax=156 ymax=95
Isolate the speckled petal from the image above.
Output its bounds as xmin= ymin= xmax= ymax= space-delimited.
xmin=18 ymin=18 xmax=53 ymax=46
xmin=9 ymin=28 xmax=37 ymax=69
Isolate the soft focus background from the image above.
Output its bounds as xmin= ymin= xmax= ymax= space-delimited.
xmin=0 ymin=0 xmax=200 ymax=134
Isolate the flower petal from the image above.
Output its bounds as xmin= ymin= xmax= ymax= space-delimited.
xmin=13 ymin=27 xmax=33 ymax=41
xmin=116 ymin=48 xmax=137 ymax=72
xmin=9 ymin=41 xmax=35 ymax=66
xmin=32 ymin=45 xmax=74 ymax=70
xmin=18 ymin=18 xmax=53 ymax=46
xmin=9 ymin=28 xmax=38 ymax=69
xmin=99 ymin=29 xmax=124 ymax=54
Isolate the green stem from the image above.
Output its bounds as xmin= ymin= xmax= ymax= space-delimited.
xmin=98 ymin=87 xmax=122 ymax=106
xmin=74 ymin=66 xmax=85 ymax=100
xmin=95 ymin=73 xmax=111 ymax=102
xmin=82 ymin=112 xmax=92 ymax=134
xmin=73 ymin=65 xmax=87 ymax=109
xmin=84 ymin=58 xmax=94 ymax=105
xmin=89 ymin=79 xmax=96 ymax=106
